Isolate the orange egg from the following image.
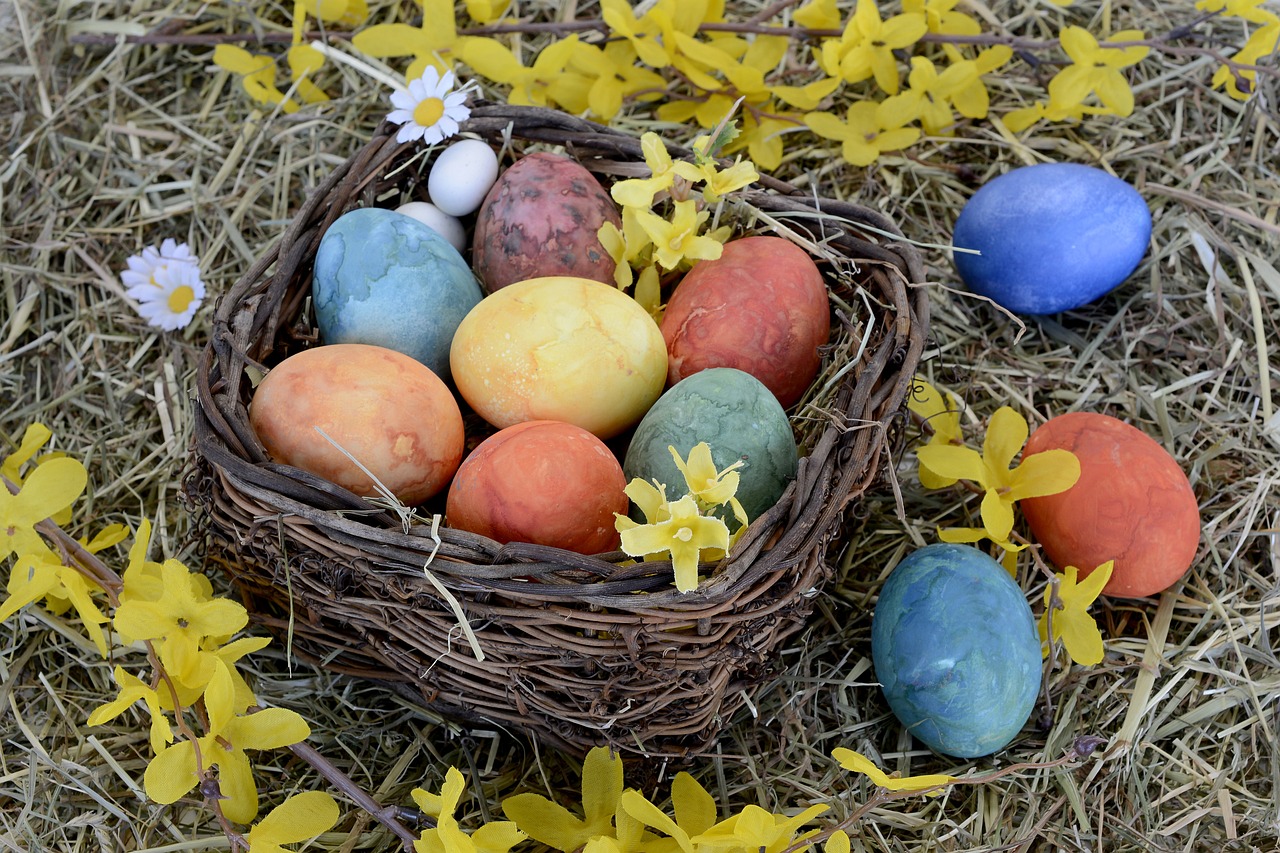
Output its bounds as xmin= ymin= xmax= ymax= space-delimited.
xmin=249 ymin=344 xmax=464 ymax=505
xmin=660 ymin=236 xmax=830 ymax=408
xmin=1021 ymin=412 xmax=1200 ymax=598
xmin=445 ymin=421 xmax=627 ymax=554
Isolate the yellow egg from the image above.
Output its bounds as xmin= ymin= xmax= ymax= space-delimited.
xmin=450 ymin=277 xmax=667 ymax=439
xmin=249 ymin=343 xmax=465 ymax=505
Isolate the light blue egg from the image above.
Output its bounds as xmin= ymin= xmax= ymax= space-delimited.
xmin=952 ymin=163 xmax=1152 ymax=315
xmin=871 ymin=543 xmax=1042 ymax=758
xmin=313 ymin=207 xmax=483 ymax=381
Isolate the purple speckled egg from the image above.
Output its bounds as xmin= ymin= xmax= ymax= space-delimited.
xmin=471 ymin=153 xmax=622 ymax=292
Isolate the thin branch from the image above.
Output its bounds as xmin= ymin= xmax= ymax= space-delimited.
xmin=286 ymin=738 xmax=423 ymax=851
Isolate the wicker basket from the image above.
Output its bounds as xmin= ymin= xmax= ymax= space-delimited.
xmin=185 ymin=104 xmax=928 ymax=758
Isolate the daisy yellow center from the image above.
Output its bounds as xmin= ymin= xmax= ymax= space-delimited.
xmin=167 ymin=285 xmax=195 ymax=313
xmin=413 ymin=97 xmax=446 ymax=127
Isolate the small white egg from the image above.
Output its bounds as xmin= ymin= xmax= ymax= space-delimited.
xmin=394 ymin=202 xmax=468 ymax=254
xmin=428 ymin=139 xmax=499 ymax=217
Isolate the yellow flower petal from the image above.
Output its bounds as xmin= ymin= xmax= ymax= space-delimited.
xmin=217 ymin=750 xmax=261 ymax=824
xmin=979 ymin=487 xmax=1015 ymax=542
xmin=1006 ymin=448 xmax=1081 ymax=501
xmin=581 ymin=746 xmax=624 ymax=830
xmin=0 ymin=552 xmax=61 ymax=622
xmin=1077 ymin=559 xmax=1114 ymax=601
xmin=915 ymin=444 xmax=985 ymax=483
xmin=248 ymin=791 xmax=340 ymax=848
xmin=833 ymin=747 xmax=956 ymax=794
xmin=671 ymin=771 xmax=717 ymax=835
xmin=982 ymin=407 xmax=1029 ymax=475
xmin=143 ymin=741 xmax=198 ymax=804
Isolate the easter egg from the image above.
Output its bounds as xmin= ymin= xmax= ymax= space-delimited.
xmin=1020 ymin=412 xmax=1200 ymax=598
xmin=623 ymin=368 xmax=797 ymax=523
xmin=427 ymin=139 xmax=500 ymax=217
xmin=394 ymin=201 xmax=467 ymax=254
xmin=249 ymin=344 xmax=465 ymax=505
xmin=446 ymin=421 xmax=628 ymax=554
xmin=872 ymin=543 xmax=1042 ymax=758
xmin=312 ymin=207 xmax=483 ymax=382
xmin=472 ymin=152 xmax=622 ymax=292
xmin=449 ymin=276 xmax=667 ymax=439
xmin=661 ymin=236 xmax=831 ymax=408
xmin=952 ymin=163 xmax=1152 ymax=314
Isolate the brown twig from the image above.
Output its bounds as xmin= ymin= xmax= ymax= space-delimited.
xmin=286 ymin=738 xmax=423 ymax=850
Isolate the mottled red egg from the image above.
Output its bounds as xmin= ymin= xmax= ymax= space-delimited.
xmin=1021 ymin=412 xmax=1200 ymax=598
xmin=660 ymin=236 xmax=830 ymax=408
xmin=472 ymin=153 xmax=622 ymax=292
xmin=249 ymin=344 xmax=464 ymax=505
xmin=445 ymin=421 xmax=627 ymax=554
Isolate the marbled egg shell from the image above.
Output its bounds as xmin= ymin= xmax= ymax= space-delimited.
xmin=952 ymin=163 xmax=1152 ymax=314
xmin=872 ymin=543 xmax=1042 ymax=758
xmin=249 ymin=344 xmax=465 ymax=505
xmin=472 ymin=152 xmax=622 ymax=292
xmin=446 ymin=421 xmax=627 ymax=554
xmin=312 ymin=207 xmax=483 ymax=382
xmin=661 ymin=236 xmax=831 ymax=408
xmin=450 ymin=276 xmax=667 ymax=439
xmin=1021 ymin=412 xmax=1200 ymax=598
xmin=623 ymin=368 xmax=797 ymax=523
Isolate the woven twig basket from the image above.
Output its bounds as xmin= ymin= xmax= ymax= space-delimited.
xmin=185 ymin=104 xmax=929 ymax=758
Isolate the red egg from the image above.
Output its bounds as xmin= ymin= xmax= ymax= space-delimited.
xmin=445 ymin=421 xmax=628 ymax=554
xmin=660 ymin=236 xmax=830 ymax=408
xmin=249 ymin=344 xmax=465 ymax=505
xmin=1021 ymin=412 xmax=1200 ymax=598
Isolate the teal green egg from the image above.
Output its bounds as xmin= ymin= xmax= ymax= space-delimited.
xmin=313 ymin=207 xmax=483 ymax=382
xmin=622 ymin=368 xmax=797 ymax=523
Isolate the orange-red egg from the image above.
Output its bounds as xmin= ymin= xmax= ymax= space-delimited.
xmin=660 ymin=236 xmax=830 ymax=408
xmin=249 ymin=344 xmax=464 ymax=505
xmin=1021 ymin=412 xmax=1200 ymax=598
xmin=445 ymin=421 xmax=627 ymax=554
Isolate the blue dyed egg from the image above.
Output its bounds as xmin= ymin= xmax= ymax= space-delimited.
xmin=952 ymin=163 xmax=1152 ymax=314
xmin=871 ymin=543 xmax=1041 ymax=758
xmin=313 ymin=207 xmax=483 ymax=381
xmin=623 ymin=368 xmax=797 ymax=524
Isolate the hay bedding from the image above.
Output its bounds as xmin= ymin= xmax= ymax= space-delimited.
xmin=1 ymin=0 xmax=1278 ymax=850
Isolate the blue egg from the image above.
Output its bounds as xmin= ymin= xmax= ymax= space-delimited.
xmin=313 ymin=207 xmax=483 ymax=381
xmin=871 ymin=543 xmax=1041 ymax=758
xmin=952 ymin=163 xmax=1152 ymax=315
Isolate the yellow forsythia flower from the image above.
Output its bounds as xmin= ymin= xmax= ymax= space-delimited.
xmin=916 ymin=407 xmax=1080 ymax=543
xmin=1039 ymin=561 xmax=1114 ymax=665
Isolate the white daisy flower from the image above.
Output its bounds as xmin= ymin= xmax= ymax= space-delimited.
xmin=120 ymin=238 xmax=197 ymax=291
xmin=125 ymin=255 xmax=206 ymax=331
xmin=387 ymin=67 xmax=473 ymax=145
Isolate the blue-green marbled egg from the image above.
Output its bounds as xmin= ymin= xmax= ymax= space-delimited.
xmin=623 ymin=368 xmax=797 ymax=524
xmin=871 ymin=543 xmax=1041 ymax=758
xmin=313 ymin=207 xmax=483 ymax=382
